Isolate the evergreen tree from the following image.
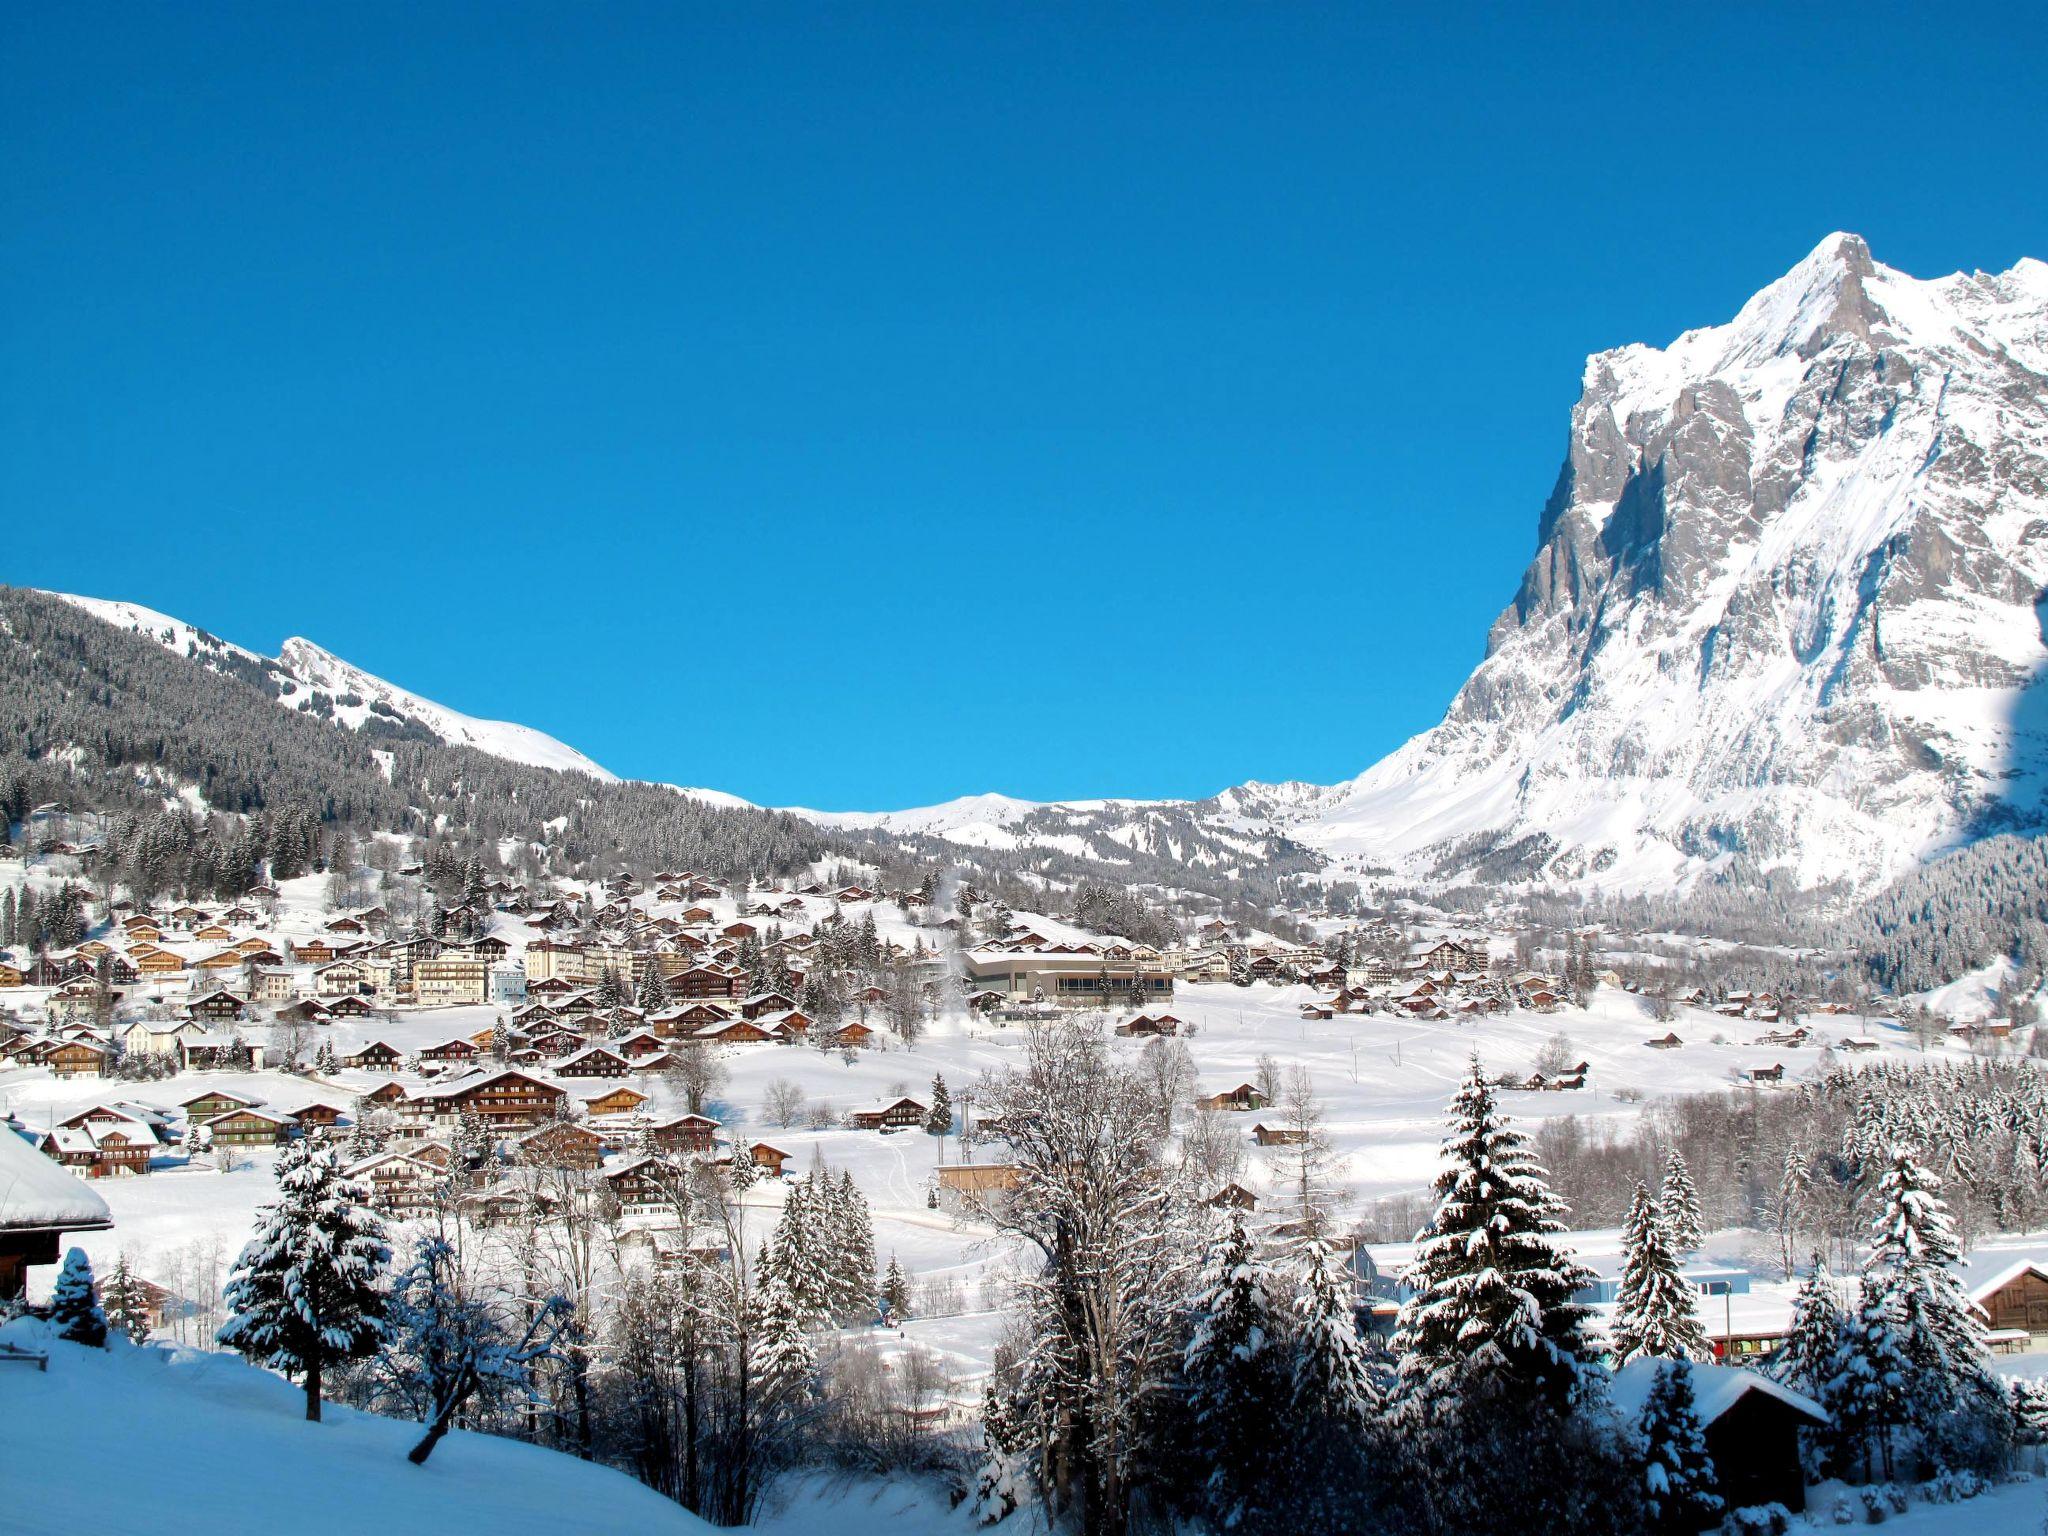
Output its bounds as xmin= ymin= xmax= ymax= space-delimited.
xmin=749 ymin=1273 xmax=816 ymax=1398
xmin=1659 ymin=1150 xmax=1703 ymax=1254
xmin=1773 ymin=1257 xmax=1848 ymax=1474
xmin=1831 ymin=1274 xmax=1911 ymax=1481
xmin=1392 ymin=1057 xmax=1598 ymax=1407
xmin=766 ymin=1179 xmax=833 ymax=1329
xmin=101 ymin=1253 xmax=153 ymax=1344
xmin=971 ymin=1379 xmax=1028 ymax=1525
xmin=1181 ymin=1205 xmax=1288 ymax=1529
xmin=926 ymin=1074 xmax=953 ymax=1138
xmin=49 ymin=1247 xmax=107 ymax=1348
xmin=218 ymin=1137 xmax=391 ymax=1421
xmin=1288 ymin=1234 xmax=1377 ymax=1430
xmin=635 ymin=961 xmax=671 ymax=1012
xmin=1865 ymin=1145 xmax=2007 ymax=1453
xmin=1637 ymin=1360 xmax=1722 ymax=1536
xmin=882 ymin=1254 xmax=911 ymax=1320
xmin=1611 ymin=1181 xmax=1710 ymax=1364
xmin=834 ymin=1169 xmax=877 ymax=1322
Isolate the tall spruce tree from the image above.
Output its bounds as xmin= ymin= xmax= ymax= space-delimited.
xmin=1831 ymin=1274 xmax=1911 ymax=1482
xmin=1289 ymin=1233 xmax=1378 ymax=1430
xmin=1181 ymin=1205 xmax=1288 ymax=1530
xmin=1865 ymin=1145 xmax=2007 ymax=1452
xmin=1391 ymin=1057 xmax=1598 ymax=1407
xmin=218 ymin=1137 xmax=391 ymax=1421
xmin=101 ymin=1253 xmax=153 ymax=1344
xmin=926 ymin=1074 xmax=954 ymax=1138
xmin=1637 ymin=1360 xmax=1722 ymax=1536
xmin=1611 ymin=1182 xmax=1710 ymax=1364
xmin=1659 ymin=1150 xmax=1704 ymax=1254
xmin=1774 ymin=1257 xmax=1848 ymax=1474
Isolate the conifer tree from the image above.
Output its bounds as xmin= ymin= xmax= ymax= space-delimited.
xmin=971 ymin=1380 xmax=1027 ymax=1525
xmin=1182 ymin=1205 xmax=1287 ymax=1529
xmin=882 ymin=1254 xmax=911 ymax=1321
xmin=101 ymin=1252 xmax=153 ymax=1344
xmin=49 ymin=1247 xmax=107 ymax=1347
xmin=1637 ymin=1360 xmax=1722 ymax=1536
xmin=1774 ymin=1258 xmax=1848 ymax=1476
xmin=1659 ymin=1150 xmax=1703 ymax=1254
xmin=1611 ymin=1181 xmax=1710 ymax=1364
xmin=834 ymin=1169 xmax=876 ymax=1322
xmin=926 ymin=1074 xmax=953 ymax=1138
xmin=1392 ymin=1057 xmax=1598 ymax=1407
xmin=748 ymin=1273 xmax=816 ymax=1398
xmin=636 ymin=961 xmax=671 ymax=1012
xmin=766 ymin=1179 xmax=832 ymax=1329
xmin=218 ymin=1137 xmax=390 ymax=1421
xmin=1288 ymin=1233 xmax=1377 ymax=1429
xmin=1831 ymin=1274 xmax=1910 ymax=1481
xmin=1865 ymin=1145 xmax=2007 ymax=1449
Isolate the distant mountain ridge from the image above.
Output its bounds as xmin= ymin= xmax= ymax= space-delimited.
xmin=38 ymin=234 xmax=2048 ymax=898
xmin=845 ymin=235 xmax=2048 ymax=897
xmin=49 ymin=593 xmax=617 ymax=781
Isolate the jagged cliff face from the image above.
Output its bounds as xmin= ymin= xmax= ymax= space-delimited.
xmin=1295 ymin=234 xmax=2048 ymax=891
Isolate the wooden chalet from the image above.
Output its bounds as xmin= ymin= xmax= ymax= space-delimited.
xmin=517 ymin=1121 xmax=605 ymax=1170
xmin=44 ymin=1038 xmax=111 ymax=1078
xmin=1197 ymin=1083 xmax=1268 ymax=1113
xmin=581 ymin=1085 xmax=649 ymax=1118
xmin=848 ymin=1097 xmax=926 ymax=1131
xmin=647 ymin=1113 xmax=720 ymax=1155
xmin=326 ymin=994 xmax=374 ymax=1019
xmin=348 ymin=1151 xmax=446 ymax=1214
xmin=185 ymin=989 xmax=248 ymax=1023
xmin=204 ymin=1106 xmax=291 ymax=1147
xmin=557 ymin=1044 xmax=631 ymax=1078
xmin=604 ymin=1155 xmax=687 ymax=1214
xmin=1252 ymin=1123 xmax=1308 ymax=1147
xmin=344 ymin=1040 xmax=406 ymax=1070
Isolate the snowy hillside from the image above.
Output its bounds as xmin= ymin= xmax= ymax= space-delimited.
xmin=49 ymin=593 xmax=617 ymax=781
xmin=0 ymin=1320 xmax=712 ymax=1536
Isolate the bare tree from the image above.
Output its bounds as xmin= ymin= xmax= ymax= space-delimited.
xmin=1135 ymin=1036 xmax=1197 ymax=1133
xmin=761 ymin=1078 xmax=807 ymax=1129
xmin=979 ymin=1022 xmax=1201 ymax=1536
xmin=664 ymin=1043 xmax=729 ymax=1117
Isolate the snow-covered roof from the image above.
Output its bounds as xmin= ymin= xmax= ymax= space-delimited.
xmin=1957 ymin=1244 xmax=2048 ymax=1304
xmin=1608 ymin=1359 xmax=1826 ymax=1428
xmin=0 ymin=1125 xmax=113 ymax=1231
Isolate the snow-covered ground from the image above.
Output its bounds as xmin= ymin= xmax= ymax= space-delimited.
xmin=0 ymin=1319 xmax=712 ymax=1536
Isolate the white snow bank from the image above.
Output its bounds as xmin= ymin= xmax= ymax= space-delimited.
xmin=0 ymin=1320 xmax=713 ymax=1536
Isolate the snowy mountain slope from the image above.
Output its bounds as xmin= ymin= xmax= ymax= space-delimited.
xmin=796 ymin=236 xmax=2048 ymax=897
xmin=50 ymin=592 xmax=617 ymax=781
xmin=1279 ymin=233 xmax=2048 ymax=893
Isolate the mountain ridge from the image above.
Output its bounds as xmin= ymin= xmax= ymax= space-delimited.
xmin=34 ymin=233 xmax=2048 ymax=898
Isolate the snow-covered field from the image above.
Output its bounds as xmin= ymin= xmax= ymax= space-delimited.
xmin=0 ymin=1320 xmax=713 ymax=1536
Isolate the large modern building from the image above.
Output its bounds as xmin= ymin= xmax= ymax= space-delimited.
xmin=964 ymin=950 xmax=1173 ymax=1008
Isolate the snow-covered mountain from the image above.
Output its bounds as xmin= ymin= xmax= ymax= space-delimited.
xmin=50 ymin=593 xmax=617 ymax=781
xmin=41 ymin=235 xmax=2048 ymax=896
xmin=1258 ymin=233 xmax=2048 ymax=892
xmin=810 ymin=235 xmax=2048 ymax=896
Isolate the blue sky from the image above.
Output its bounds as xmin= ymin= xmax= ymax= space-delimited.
xmin=4 ymin=5 xmax=2043 ymax=809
